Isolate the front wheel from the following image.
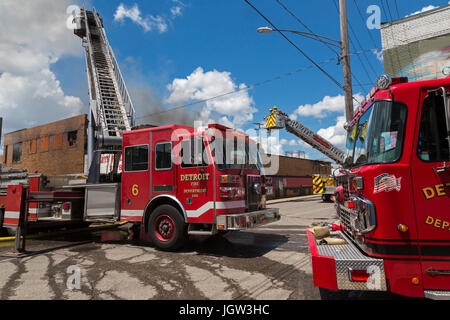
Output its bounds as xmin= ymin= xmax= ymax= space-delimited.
xmin=148 ymin=205 xmax=187 ymax=251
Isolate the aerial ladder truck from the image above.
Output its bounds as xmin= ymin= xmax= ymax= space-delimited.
xmin=0 ymin=8 xmax=279 ymax=252
xmin=74 ymin=8 xmax=136 ymax=183
xmin=265 ymin=106 xmax=343 ymax=201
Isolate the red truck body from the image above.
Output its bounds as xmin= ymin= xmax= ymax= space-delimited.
xmin=308 ymin=76 xmax=450 ymax=299
xmin=1 ymin=123 xmax=280 ymax=251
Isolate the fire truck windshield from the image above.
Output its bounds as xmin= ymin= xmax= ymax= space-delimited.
xmin=212 ymin=137 xmax=262 ymax=171
xmin=345 ymin=100 xmax=408 ymax=167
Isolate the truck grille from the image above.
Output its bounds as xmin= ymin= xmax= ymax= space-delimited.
xmin=339 ymin=206 xmax=356 ymax=241
xmin=246 ymin=175 xmax=262 ymax=212
xmin=338 ymin=205 xmax=352 ymax=231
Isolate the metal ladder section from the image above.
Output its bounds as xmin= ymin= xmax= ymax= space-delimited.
xmin=266 ymin=109 xmax=345 ymax=164
xmin=284 ymin=117 xmax=345 ymax=165
xmin=81 ymin=8 xmax=135 ymax=139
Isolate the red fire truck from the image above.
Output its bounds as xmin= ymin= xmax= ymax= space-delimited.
xmin=308 ymin=75 xmax=450 ymax=299
xmin=1 ymin=124 xmax=280 ymax=251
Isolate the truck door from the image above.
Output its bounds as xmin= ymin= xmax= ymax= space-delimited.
xmin=121 ymin=131 xmax=150 ymax=222
xmin=411 ymin=87 xmax=450 ymax=290
xmin=176 ymin=136 xmax=215 ymax=223
xmin=151 ymin=130 xmax=175 ymax=197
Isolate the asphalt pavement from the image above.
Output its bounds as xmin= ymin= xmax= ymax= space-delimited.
xmin=0 ymin=195 xmax=337 ymax=300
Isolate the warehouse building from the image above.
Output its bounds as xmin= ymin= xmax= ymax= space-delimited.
xmin=2 ymin=115 xmax=87 ymax=175
xmin=264 ymin=154 xmax=331 ymax=199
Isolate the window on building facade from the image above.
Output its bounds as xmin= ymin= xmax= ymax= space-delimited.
xmin=68 ymin=131 xmax=78 ymax=147
xmin=29 ymin=140 xmax=37 ymax=154
xmin=39 ymin=136 xmax=49 ymax=152
xmin=12 ymin=142 xmax=22 ymax=163
xmin=53 ymin=134 xmax=63 ymax=150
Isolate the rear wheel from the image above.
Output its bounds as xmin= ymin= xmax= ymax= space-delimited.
xmin=148 ymin=205 xmax=187 ymax=251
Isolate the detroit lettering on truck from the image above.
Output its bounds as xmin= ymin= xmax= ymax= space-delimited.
xmin=308 ymin=74 xmax=450 ymax=299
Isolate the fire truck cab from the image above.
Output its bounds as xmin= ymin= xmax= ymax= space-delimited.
xmin=308 ymin=75 xmax=450 ymax=299
xmin=119 ymin=123 xmax=280 ymax=250
xmin=1 ymin=123 xmax=279 ymax=252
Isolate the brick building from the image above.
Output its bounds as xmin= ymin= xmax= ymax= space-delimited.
xmin=264 ymin=154 xmax=331 ymax=198
xmin=2 ymin=115 xmax=87 ymax=175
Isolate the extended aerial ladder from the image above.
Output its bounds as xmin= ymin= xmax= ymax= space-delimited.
xmin=74 ymin=8 xmax=135 ymax=182
xmin=265 ymin=107 xmax=345 ymax=165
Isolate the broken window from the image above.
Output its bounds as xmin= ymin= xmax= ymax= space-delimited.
xmin=67 ymin=131 xmax=78 ymax=147
xmin=12 ymin=142 xmax=22 ymax=163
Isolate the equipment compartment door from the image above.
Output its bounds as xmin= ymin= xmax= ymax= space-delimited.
xmin=411 ymin=87 xmax=450 ymax=290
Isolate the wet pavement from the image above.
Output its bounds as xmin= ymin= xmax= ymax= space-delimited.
xmin=0 ymin=196 xmax=336 ymax=300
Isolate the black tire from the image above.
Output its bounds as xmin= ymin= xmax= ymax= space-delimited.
xmin=319 ymin=288 xmax=350 ymax=300
xmin=148 ymin=205 xmax=187 ymax=251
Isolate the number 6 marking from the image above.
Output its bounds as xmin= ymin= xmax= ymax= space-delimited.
xmin=132 ymin=184 xmax=139 ymax=197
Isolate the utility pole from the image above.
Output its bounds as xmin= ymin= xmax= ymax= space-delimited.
xmin=0 ymin=117 xmax=2 ymax=152
xmin=339 ymin=0 xmax=354 ymax=122
xmin=254 ymin=122 xmax=263 ymax=147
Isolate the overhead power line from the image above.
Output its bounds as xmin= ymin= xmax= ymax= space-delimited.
xmin=276 ymin=0 xmax=372 ymax=93
xmin=136 ymin=2 xmax=383 ymax=120
xmin=276 ymin=0 xmax=341 ymax=57
xmin=135 ymin=56 xmax=338 ymax=120
xmin=244 ymin=0 xmax=362 ymax=105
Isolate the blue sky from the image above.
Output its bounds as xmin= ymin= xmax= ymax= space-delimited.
xmin=1 ymin=0 xmax=448 ymax=161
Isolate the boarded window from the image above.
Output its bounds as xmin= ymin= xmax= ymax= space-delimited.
xmin=39 ymin=137 xmax=49 ymax=152
xmin=12 ymin=143 xmax=22 ymax=163
xmin=67 ymin=131 xmax=78 ymax=147
xmin=29 ymin=140 xmax=37 ymax=154
xmin=53 ymin=134 xmax=63 ymax=150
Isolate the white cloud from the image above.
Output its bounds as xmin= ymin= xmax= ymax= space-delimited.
xmin=170 ymin=6 xmax=183 ymax=17
xmin=372 ymin=49 xmax=383 ymax=62
xmin=280 ymin=139 xmax=309 ymax=147
xmin=0 ymin=0 xmax=85 ymax=140
xmin=317 ymin=115 xmax=347 ymax=150
xmin=405 ymin=3 xmax=448 ymax=17
xmin=114 ymin=3 xmax=168 ymax=33
xmin=290 ymin=93 xmax=364 ymax=119
xmin=171 ymin=0 xmax=187 ymax=17
xmin=166 ymin=67 xmax=256 ymax=128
